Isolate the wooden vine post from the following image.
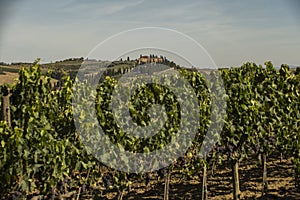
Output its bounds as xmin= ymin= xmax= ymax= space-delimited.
xmin=1 ymin=86 xmax=11 ymax=127
xmin=262 ymin=153 xmax=268 ymax=196
xmin=201 ymin=165 xmax=208 ymax=200
xmin=164 ymin=171 xmax=170 ymax=200
xmin=232 ymin=160 xmax=240 ymax=200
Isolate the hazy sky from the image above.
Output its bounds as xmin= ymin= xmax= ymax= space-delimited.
xmin=0 ymin=0 xmax=299 ymax=67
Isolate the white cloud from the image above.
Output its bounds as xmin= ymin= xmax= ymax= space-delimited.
xmin=60 ymin=0 xmax=145 ymax=15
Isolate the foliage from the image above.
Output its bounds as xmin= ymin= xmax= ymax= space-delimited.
xmin=0 ymin=59 xmax=300 ymax=198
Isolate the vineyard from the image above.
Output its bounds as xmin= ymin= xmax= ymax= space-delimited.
xmin=0 ymin=59 xmax=300 ymax=200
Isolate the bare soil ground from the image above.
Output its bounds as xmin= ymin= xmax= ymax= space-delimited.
xmin=18 ymin=154 xmax=298 ymax=199
xmin=87 ymin=154 xmax=298 ymax=200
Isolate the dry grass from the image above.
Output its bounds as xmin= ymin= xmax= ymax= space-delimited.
xmin=0 ymin=72 xmax=19 ymax=85
xmin=0 ymin=72 xmax=58 ymax=86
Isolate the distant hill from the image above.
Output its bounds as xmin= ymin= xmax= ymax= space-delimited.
xmin=274 ymin=65 xmax=299 ymax=69
xmin=0 ymin=58 xmax=84 ymax=85
xmin=1 ymin=57 xmax=299 ymax=85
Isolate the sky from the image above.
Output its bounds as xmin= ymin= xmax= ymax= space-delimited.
xmin=0 ymin=0 xmax=299 ymax=67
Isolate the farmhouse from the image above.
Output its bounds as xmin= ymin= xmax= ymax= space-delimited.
xmin=138 ymin=55 xmax=164 ymax=64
